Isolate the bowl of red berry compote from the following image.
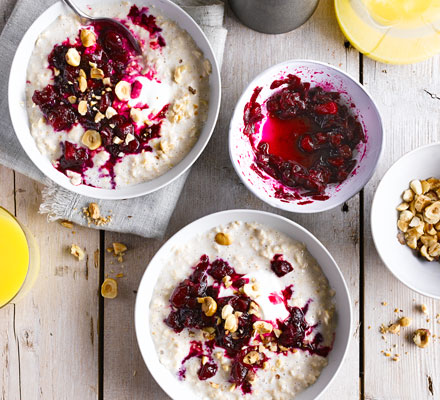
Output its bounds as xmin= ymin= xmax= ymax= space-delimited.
xmin=229 ymin=60 xmax=383 ymax=213
xmin=9 ymin=0 xmax=220 ymax=199
xmin=135 ymin=210 xmax=352 ymax=400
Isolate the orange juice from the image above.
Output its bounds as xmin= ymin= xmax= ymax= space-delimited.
xmin=0 ymin=207 xmax=29 ymax=307
xmin=335 ymin=0 xmax=440 ymax=64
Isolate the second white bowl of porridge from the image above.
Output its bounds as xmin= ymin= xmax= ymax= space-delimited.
xmin=135 ymin=209 xmax=352 ymax=399
xmin=9 ymin=0 xmax=221 ymax=199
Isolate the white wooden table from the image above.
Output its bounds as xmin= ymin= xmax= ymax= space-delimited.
xmin=1 ymin=1 xmax=440 ymax=399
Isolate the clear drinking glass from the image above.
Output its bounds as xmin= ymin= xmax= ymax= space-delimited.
xmin=0 ymin=206 xmax=40 ymax=309
xmin=335 ymin=0 xmax=440 ymax=64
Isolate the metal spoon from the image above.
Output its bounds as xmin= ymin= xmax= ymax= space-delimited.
xmin=62 ymin=0 xmax=142 ymax=54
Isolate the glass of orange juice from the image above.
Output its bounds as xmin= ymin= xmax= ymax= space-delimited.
xmin=335 ymin=0 xmax=440 ymax=64
xmin=0 ymin=206 xmax=40 ymax=309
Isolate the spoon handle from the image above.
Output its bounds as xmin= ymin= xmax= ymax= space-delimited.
xmin=62 ymin=0 xmax=92 ymax=20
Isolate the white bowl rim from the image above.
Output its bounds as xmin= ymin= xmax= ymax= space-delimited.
xmin=228 ymin=58 xmax=384 ymax=214
xmin=134 ymin=208 xmax=352 ymax=400
xmin=8 ymin=0 xmax=221 ymax=200
xmin=371 ymin=142 xmax=440 ymax=299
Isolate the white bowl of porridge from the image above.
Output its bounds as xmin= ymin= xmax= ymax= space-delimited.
xmin=9 ymin=0 xmax=221 ymax=199
xmin=135 ymin=209 xmax=352 ymax=400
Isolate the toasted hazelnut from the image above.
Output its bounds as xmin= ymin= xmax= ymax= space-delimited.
xmin=101 ymin=278 xmax=118 ymax=299
xmin=414 ymin=195 xmax=432 ymax=212
xmin=60 ymin=220 xmax=74 ymax=229
xmin=222 ymin=275 xmax=232 ymax=288
xmin=396 ymin=202 xmax=409 ymax=211
xmin=421 ymin=304 xmax=428 ymax=314
xmin=112 ymin=242 xmax=127 ymax=255
xmin=421 ymin=180 xmax=431 ymax=194
xmin=90 ymin=67 xmax=104 ymax=80
xmin=388 ymin=323 xmax=401 ymax=334
xmin=197 ymin=296 xmax=217 ymax=317
xmin=105 ymin=107 xmax=117 ymax=119
xmin=421 ymin=245 xmax=434 ymax=261
xmin=242 ymin=283 xmax=259 ymax=297
xmin=78 ymin=100 xmax=88 ymax=116
xmin=103 ymin=77 xmax=111 ymax=86
xmin=405 ymin=234 xmax=418 ymax=249
xmin=410 ymin=180 xmax=423 ymax=195
xmin=424 ymin=201 xmax=440 ymax=224
xmin=413 ymin=328 xmax=430 ymax=348
xmin=221 ymin=304 xmax=234 ymax=319
xmin=397 ymin=220 xmax=409 ymax=233
xmin=253 ymin=320 xmax=273 ymax=334
xmin=429 ymin=242 xmax=440 ymax=257
xmin=215 ymin=232 xmax=232 ymax=246
xmin=78 ymin=76 xmax=87 ymax=92
xmin=65 ymin=48 xmax=80 ymax=66
xmin=70 ymin=244 xmax=85 ymax=260
xmin=130 ymin=108 xmax=143 ymax=123
xmin=173 ymin=65 xmax=187 ymax=83
xmin=402 ymin=189 xmax=414 ymax=202
xmin=224 ymin=313 xmax=238 ymax=332
xmin=94 ymin=111 xmax=105 ymax=123
xmin=399 ymin=210 xmax=414 ymax=222
xmin=80 ymin=29 xmax=96 ymax=47
xmin=248 ymin=301 xmax=261 ymax=318
xmin=243 ymin=351 xmax=260 ymax=365
xmin=420 ymin=235 xmax=437 ymax=248
xmin=399 ymin=317 xmax=412 ymax=327
xmin=88 ymin=203 xmax=100 ymax=220
xmin=67 ymin=96 xmax=77 ymax=104
xmin=115 ymin=81 xmax=131 ymax=101
xmin=81 ymin=129 xmax=101 ymax=150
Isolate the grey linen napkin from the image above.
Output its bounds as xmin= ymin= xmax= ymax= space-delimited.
xmin=0 ymin=0 xmax=226 ymax=238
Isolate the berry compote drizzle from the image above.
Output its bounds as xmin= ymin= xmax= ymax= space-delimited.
xmin=164 ymin=254 xmax=332 ymax=394
xmin=31 ymin=6 xmax=168 ymax=187
xmin=243 ymin=74 xmax=365 ymax=200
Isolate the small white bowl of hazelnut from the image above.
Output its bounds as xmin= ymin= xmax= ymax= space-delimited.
xmin=371 ymin=143 xmax=440 ymax=299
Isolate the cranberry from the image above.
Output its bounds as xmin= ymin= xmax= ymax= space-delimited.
xmin=327 ymin=156 xmax=345 ymax=167
xmin=338 ymin=144 xmax=352 ymax=159
xmin=330 ymin=133 xmax=344 ymax=147
xmin=299 ymin=135 xmax=315 ymax=153
xmin=230 ymin=361 xmax=248 ymax=385
xmin=170 ymin=283 xmax=192 ymax=308
xmin=278 ymin=307 xmax=307 ymax=348
xmin=47 ymin=105 xmax=76 ymax=131
xmin=231 ymin=296 xmax=250 ymax=313
xmin=270 ymin=254 xmax=293 ymax=277
xmin=164 ymin=311 xmax=183 ymax=333
xmin=115 ymin=122 xmax=134 ymax=140
xmin=197 ymin=362 xmax=218 ymax=380
xmin=315 ymin=101 xmax=338 ymax=115
xmin=32 ymin=85 xmax=57 ymax=108
xmin=209 ymin=259 xmax=234 ymax=280
xmin=59 ymin=141 xmax=89 ymax=170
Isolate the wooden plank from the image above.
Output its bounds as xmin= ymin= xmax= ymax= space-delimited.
xmin=11 ymin=173 xmax=101 ymax=400
xmin=103 ymin=1 xmax=361 ymax=399
xmin=0 ymin=166 xmax=20 ymax=400
xmin=363 ymin=58 xmax=440 ymax=398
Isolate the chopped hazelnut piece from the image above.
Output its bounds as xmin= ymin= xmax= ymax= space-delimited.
xmin=399 ymin=316 xmax=412 ymax=327
xmin=221 ymin=304 xmax=234 ymax=319
xmin=105 ymin=106 xmax=117 ymax=119
xmin=65 ymin=48 xmax=80 ymax=66
xmin=215 ymin=232 xmax=232 ymax=246
xmin=224 ymin=313 xmax=238 ymax=333
xmin=67 ymin=96 xmax=77 ymax=104
xmin=60 ymin=220 xmax=74 ymax=229
xmin=173 ymin=65 xmax=187 ymax=83
xmin=78 ymin=76 xmax=87 ymax=92
xmin=70 ymin=244 xmax=85 ymax=260
xmin=101 ymin=278 xmax=118 ymax=299
xmin=197 ymin=296 xmax=217 ymax=317
xmin=80 ymin=29 xmax=96 ymax=47
xmin=243 ymin=351 xmax=260 ymax=365
xmin=88 ymin=203 xmax=100 ymax=220
xmin=253 ymin=320 xmax=273 ymax=334
xmin=90 ymin=67 xmax=104 ymax=80
xmin=413 ymin=328 xmax=430 ymax=348
xmin=112 ymin=242 xmax=127 ymax=255
xmin=421 ymin=304 xmax=428 ymax=314
xmin=78 ymin=100 xmax=88 ymax=116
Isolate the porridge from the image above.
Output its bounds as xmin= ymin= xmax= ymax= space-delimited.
xmin=149 ymin=221 xmax=336 ymax=399
xmin=26 ymin=2 xmax=211 ymax=189
xmin=242 ymin=74 xmax=365 ymax=201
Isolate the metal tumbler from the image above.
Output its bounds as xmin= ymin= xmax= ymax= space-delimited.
xmin=229 ymin=0 xmax=320 ymax=34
